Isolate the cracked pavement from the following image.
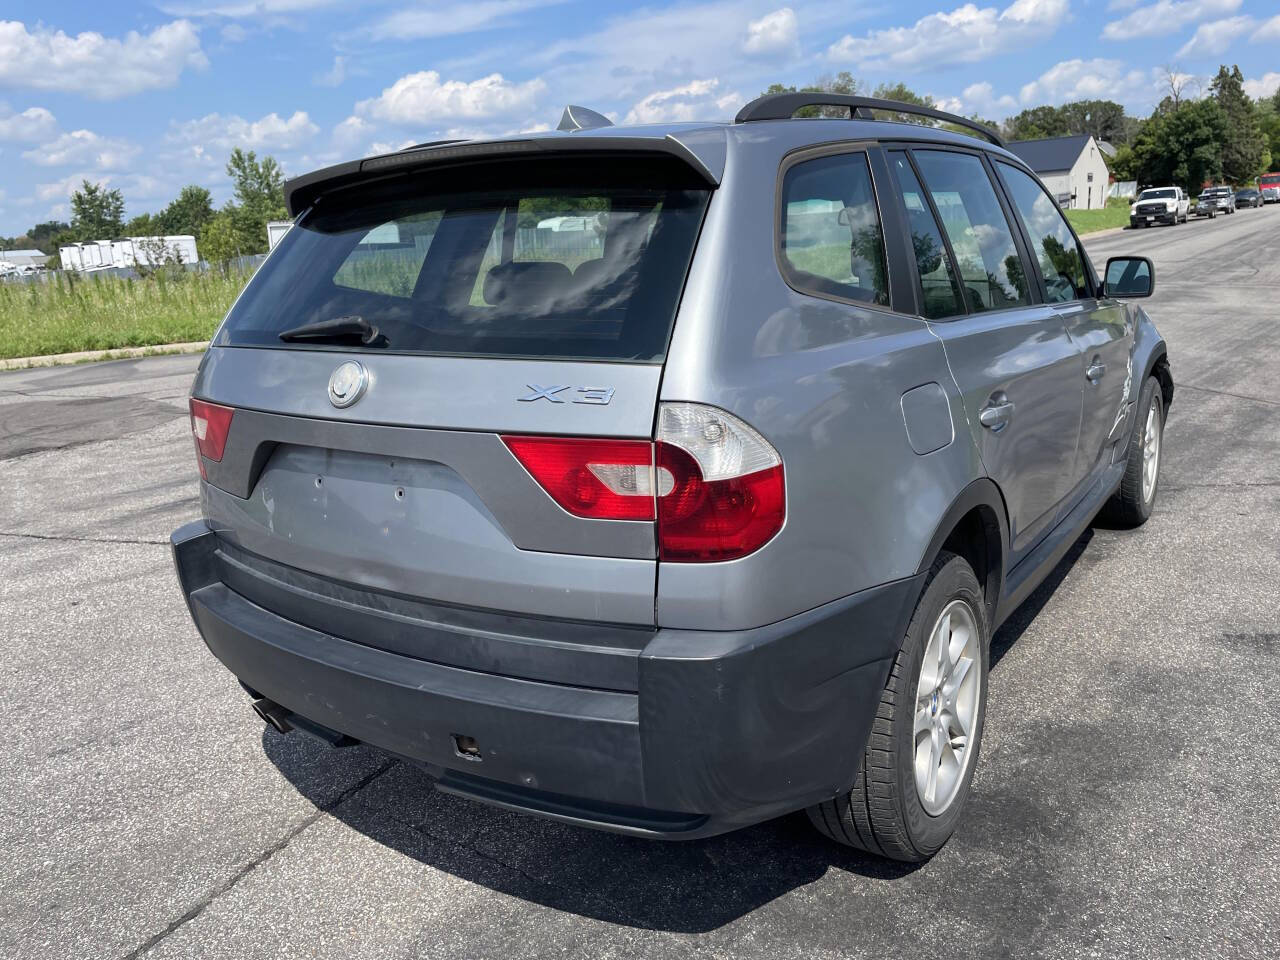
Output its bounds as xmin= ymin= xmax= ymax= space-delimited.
xmin=1 ymin=207 xmax=1278 ymax=959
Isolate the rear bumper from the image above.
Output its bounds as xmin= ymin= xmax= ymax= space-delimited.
xmin=172 ymin=521 xmax=921 ymax=838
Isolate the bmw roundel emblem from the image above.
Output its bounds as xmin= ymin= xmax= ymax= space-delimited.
xmin=327 ymin=360 xmax=369 ymax=408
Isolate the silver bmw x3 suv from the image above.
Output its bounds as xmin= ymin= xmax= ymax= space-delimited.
xmin=173 ymin=94 xmax=1172 ymax=861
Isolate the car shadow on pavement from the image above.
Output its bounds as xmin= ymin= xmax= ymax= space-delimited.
xmin=261 ymin=529 xmax=1095 ymax=932
xmin=990 ymin=529 xmax=1093 ymax=669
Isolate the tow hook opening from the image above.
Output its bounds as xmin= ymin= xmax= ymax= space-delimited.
xmin=452 ymin=734 xmax=482 ymax=761
xmin=251 ymin=697 xmax=294 ymax=735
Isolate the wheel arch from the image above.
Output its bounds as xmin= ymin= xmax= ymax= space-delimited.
xmin=914 ymin=478 xmax=1009 ymax=630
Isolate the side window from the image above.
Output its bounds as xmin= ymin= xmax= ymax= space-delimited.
xmin=888 ymin=151 xmax=965 ymax=319
xmin=997 ymin=161 xmax=1089 ymax=303
xmin=333 ymin=211 xmax=441 ymax=298
xmin=910 ymin=150 xmax=1030 ymax=312
xmin=779 ymin=152 xmax=889 ymax=307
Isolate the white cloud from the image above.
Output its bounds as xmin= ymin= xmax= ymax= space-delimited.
xmin=1019 ymin=58 xmax=1160 ymax=107
xmin=1102 ymin=0 xmax=1239 ymax=40
xmin=1254 ymin=14 xmax=1280 ymax=41
xmin=935 ymin=81 xmax=1019 ymax=118
xmin=220 ymin=23 xmax=247 ymax=43
xmin=623 ymin=79 xmax=739 ymax=125
xmin=826 ymin=0 xmax=1069 ymax=70
xmin=333 ymin=115 xmax=373 ymax=150
xmin=366 ymin=139 xmax=419 ymax=157
xmin=1242 ymin=72 xmax=1280 ymax=99
xmin=316 ymin=55 xmax=346 ymax=87
xmin=367 ymin=0 xmax=565 ymax=41
xmin=159 ymin=0 xmax=339 ymax=16
xmin=1177 ymin=15 xmax=1253 ymax=56
xmin=0 ymin=104 xmax=57 ymax=141
xmin=744 ymin=7 xmax=799 ymax=57
xmin=169 ymin=111 xmax=320 ymax=150
xmin=355 ymin=71 xmax=546 ymax=125
xmin=0 ymin=19 xmax=207 ymax=99
xmin=22 ymin=130 xmax=141 ymax=169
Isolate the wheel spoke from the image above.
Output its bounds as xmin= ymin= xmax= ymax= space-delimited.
xmin=925 ymin=725 xmax=943 ymax=802
xmin=944 ymin=653 xmax=972 ymax=701
xmin=914 ymin=704 xmax=932 ymax=734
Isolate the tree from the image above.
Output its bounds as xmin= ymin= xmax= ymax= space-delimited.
xmin=1211 ymin=65 xmax=1267 ymax=183
xmin=125 ymin=213 xmax=159 ymax=235
xmin=870 ymin=82 xmax=933 ymax=108
xmin=1057 ymin=100 xmax=1129 ymax=144
xmin=1129 ymin=98 xmax=1227 ymax=192
xmin=69 ymin=180 xmax=125 ymax=241
xmin=159 ymin=185 xmax=215 ymax=236
xmin=226 ymin=149 xmax=285 ymax=210
xmin=220 ymin=149 xmax=288 ymax=255
xmin=1158 ymin=65 xmax=1190 ymax=113
xmin=199 ymin=211 xmax=242 ymax=269
xmin=1004 ymin=105 xmax=1069 ymax=141
xmin=760 ymin=72 xmax=858 ymax=117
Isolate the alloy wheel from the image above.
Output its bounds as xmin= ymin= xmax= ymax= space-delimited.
xmin=1141 ymin=395 xmax=1162 ymax=503
xmin=913 ymin=599 xmax=982 ymax=816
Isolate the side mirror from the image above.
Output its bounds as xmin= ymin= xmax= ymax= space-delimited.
xmin=1103 ymin=256 xmax=1154 ymax=298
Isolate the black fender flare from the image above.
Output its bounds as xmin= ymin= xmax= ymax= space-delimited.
xmin=914 ymin=477 xmax=1010 ymax=628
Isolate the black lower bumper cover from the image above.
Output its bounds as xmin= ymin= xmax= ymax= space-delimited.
xmin=172 ymin=521 xmax=922 ymax=839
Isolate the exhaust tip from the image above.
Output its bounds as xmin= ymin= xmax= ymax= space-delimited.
xmin=251 ymin=697 xmax=294 ymax=735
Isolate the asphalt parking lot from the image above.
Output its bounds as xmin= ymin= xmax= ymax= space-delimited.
xmin=2 ymin=205 xmax=1278 ymax=960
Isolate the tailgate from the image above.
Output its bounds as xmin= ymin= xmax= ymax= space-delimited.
xmin=196 ymin=349 xmax=662 ymax=625
xmin=191 ymin=151 xmax=712 ymax=628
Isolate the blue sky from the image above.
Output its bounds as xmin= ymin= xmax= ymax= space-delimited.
xmin=1 ymin=0 xmax=1277 ymax=234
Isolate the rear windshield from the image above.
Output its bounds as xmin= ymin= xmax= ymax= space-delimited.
xmin=215 ymin=157 xmax=711 ymax=362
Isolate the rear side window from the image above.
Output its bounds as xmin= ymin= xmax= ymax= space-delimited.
xmin=216 ymin=159 xmax=710 ymax=362
xmin=888 ymin=151 xmax=965 ymax=320
xmin=997 ymin=162 xmax=1089 ymax=303
xmin=779 ymin=152 xmax=889 ymax=307
xmin=910 ymin=150 xmax=1030 ymax=312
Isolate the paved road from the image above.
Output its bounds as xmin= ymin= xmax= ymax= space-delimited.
xmin=2 ymin=206 xmax=1277 ymax=960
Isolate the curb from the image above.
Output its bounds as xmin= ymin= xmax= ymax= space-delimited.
xmin=0 ymin=341 xmax=208 ymax=372
xmin=1077 ymin=224 xmax=1129 ymax=240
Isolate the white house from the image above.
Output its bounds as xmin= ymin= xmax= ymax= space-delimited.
xmin=1005 ymin=135 xmax=1111 ymax=210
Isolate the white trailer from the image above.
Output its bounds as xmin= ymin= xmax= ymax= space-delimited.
xmin=59 ymin=236 xmax=199 ymax=271
xmin=266 ymin=220 xmax=293 ymax=250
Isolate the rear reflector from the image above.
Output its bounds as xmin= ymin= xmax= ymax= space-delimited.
xmin=189 ymin=398 xmax=234 ymax=479
xmin=501 ymin=435 xmax=656 ymax=520
xmin=503 ymin=404 xmax=785 ymax=561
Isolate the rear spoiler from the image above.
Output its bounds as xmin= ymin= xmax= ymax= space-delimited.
xmin=283 ymin=135 xmax=723 ymax=217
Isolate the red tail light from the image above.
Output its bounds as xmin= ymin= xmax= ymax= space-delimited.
xmin=503 ymin=404 xmax=785 ymax=562
xmin=501 ymin=436 xmax=656 ymax=520
xmin=654 ymin=403 xmax=785 ymax=562
xmin=189 ymin=398 xmax=234 ymax=479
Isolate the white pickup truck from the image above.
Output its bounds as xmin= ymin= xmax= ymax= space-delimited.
xmin=1130 ymin=186 xmax=1190 ymax=227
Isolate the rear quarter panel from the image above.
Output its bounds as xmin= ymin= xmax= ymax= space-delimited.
xmin=657 ymin=132 xmax=984 ymax=631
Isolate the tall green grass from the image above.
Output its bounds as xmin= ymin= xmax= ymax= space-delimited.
xmin=0 ymin=268 xmax=252 ymax=360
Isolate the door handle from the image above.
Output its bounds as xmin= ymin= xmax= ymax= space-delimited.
xmin=979 ymin=396 xmax=1014 ymax=432
xmin=1087 ymin=359 xmax=1107 ymax=383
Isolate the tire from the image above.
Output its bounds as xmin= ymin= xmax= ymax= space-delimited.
xmin=807 ymin=552 xmax=989 ymax=862
xmin=1100 ymin=375 xmax=1164 ymax=527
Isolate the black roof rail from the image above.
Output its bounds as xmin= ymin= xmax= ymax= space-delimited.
xmin=734 ymin=94 xmax=1005 ymax=148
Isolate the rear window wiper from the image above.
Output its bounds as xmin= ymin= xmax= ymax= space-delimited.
xmin=278 ymin=315 xmax=387 ymax=346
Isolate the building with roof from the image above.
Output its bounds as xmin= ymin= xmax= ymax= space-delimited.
xmin=1005 ymin=134 xmax=1111 ymax=210
xmin=0 ymin=249 xmax=51 ymax=268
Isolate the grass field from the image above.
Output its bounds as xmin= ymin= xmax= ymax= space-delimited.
xmin=0 ymin=269 xmax=250 ymax=360
xmin=1065 ymin=197 xmax=1131 ymax=235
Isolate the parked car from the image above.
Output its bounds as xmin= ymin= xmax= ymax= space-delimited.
xmin=1194 ymin=186 xmax=1236 ymax=217
xmin=1129 ymin=186 xmax=1189 ymax=227
xmin=1235 ymin=187 xmax=1263 ymax=209
xmin=172 ymin=94 xmax=1173 ymax=862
